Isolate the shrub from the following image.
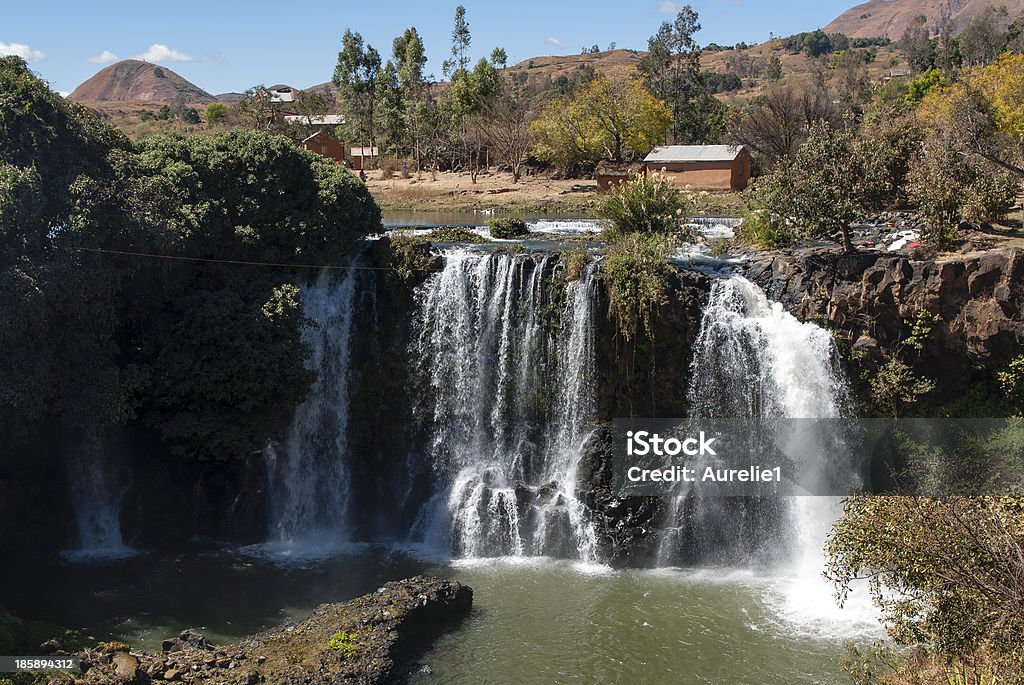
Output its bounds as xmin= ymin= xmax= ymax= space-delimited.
xmin=598 ymin=174 xmax=692 ymax=240
xmin=828 ymin=496 xmax=1024 ymax=661
xmin=327 ymin=630 xmax=358 ymax=658
xmin=387 ymin=232 xmax=438 ymax=285
xmin=735 ymin=208 xmax=793 ymax=249
xmin=601 ymin=232 xmax=675 ymax=341
xmin=562 ymin=248 xmax=591 ymax=281
xmin=425 ymin=226 xmax=487 ymax=243
xmin=486 ymin=217 xmax=529 ymax=239
xmin=203 ymin=102 xmax=228 ymax=125
xmin=869 ymin=358 xmax=936 ymax=417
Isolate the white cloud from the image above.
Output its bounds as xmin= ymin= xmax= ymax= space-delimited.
xmin=0 ymin=41 xmax=46 ymax=61
xmin=131 ymin=43 xmax=193 ymax=62
xmin=659 ymin=0 xmax=681 ymax=13
xmin=546 ymin=37 xmax=564 ymax=48
xmin=87 ymin=49 xmax=118 ymax=64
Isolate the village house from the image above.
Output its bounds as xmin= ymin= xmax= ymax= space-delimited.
xmin=643 ymin=144 xmax=752 ymax=191
xmin=301 ymin=130 xmax=347 ymax=164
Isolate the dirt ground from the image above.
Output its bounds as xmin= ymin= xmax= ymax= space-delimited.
xmin=364 ymin=169 xmax=747 ymax=216
xmin=364 ymin=169 xmax=600 ymax=214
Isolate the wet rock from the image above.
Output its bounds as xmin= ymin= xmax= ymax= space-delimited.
xmin=746 ymin=246 xmax=1024 ymax=399
xmin=72 ymin=577 xmax=471 ymax=685
xmin=162 ymin=629 xmax=213 ymax=654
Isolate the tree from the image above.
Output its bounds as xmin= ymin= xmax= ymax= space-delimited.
xmin=443 ymin=5 xmax=471 ymax=79
xmin=234 ymin=86 xmax=275 ymax=131
xmin=827 ymin=496 xmax=1024 ymax=661
xmin=393 ymin=27 xmax=430 ymax=167
xmin=490 ymin=47 xmax=508 ymax=69
xmin=639 ymin=6 xmax=714 ymax=144
xmin=958 ymin=5 xmax=1008 ymax=67
xmin=374 ymin=61 xmax=405 ymax=154
xmin=334 ymin=30 xmax=383 ymax=150
xmin=900 ymin=15 xmax=936 ymax=73
xmin=727 ymin=80 xmax=840 ymax=169
xmin=749 ymin=119 xmax=884 ymax=252
xmin=466 ymin=83 xmax=533 ymax=181
xmin=181 ymin=107 xmax=201 ymax=125
xmin=203 ymin=102 xmax=228 ymax=125
xmin=531 ymin=73 xmax=671 ymax=172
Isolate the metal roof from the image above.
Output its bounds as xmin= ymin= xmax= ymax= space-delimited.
xmin=284 ymin=114 xmax=346 ymax=126
xmin=644 ymin=145 xmax=746 ymax=163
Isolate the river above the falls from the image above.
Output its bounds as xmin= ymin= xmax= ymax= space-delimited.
xmin=6 ymin=546 xmax=881 ymax=684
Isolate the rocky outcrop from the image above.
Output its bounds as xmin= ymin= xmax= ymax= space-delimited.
xmin=71 ymin=577 xmax=471 ymax=685
xmin=745 ymin=246 xmax=1024 ymax=396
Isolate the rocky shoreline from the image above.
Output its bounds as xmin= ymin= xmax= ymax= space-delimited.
xmin=64 ymin=577 xmax=471 ymax=685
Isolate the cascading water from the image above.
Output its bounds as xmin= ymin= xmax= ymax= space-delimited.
xmin=409 ymin=249 xmax=599 ymax=560
xmin=663 ymin=274 xmax=875 ymax=630
xmin=264 ymin=268 xmax=360 ymax=551
xmin=64 ymin=431 xmax=134 ymax=560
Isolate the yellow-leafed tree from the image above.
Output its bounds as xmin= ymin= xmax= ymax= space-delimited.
xmin=531 ymin=73 xmax=671 ymax=173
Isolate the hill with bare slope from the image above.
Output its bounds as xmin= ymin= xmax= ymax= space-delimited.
xmin=824 ymin=0 xmax=1024 ymax=40
xmin=69 ymin=60 xmax=214 ymax=104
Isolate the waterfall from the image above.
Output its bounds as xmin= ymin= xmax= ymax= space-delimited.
xmin=64 ymin=431 xmax=134 ymax=561
xmin=659 ymin=274 xmax=853 ymax=564
xmin=409 ymin=249 xmax=599 ymax=560
xmin=663 ymin=274 xmax=874 ymax=628
xmin=265 ymin=268 xmax=360 ymax=551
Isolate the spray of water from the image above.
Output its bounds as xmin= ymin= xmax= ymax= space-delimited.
xmin=667 ymin=275 xmax=877 ymax=633
xmin=409 ymin=249 xmax=599 ymax=560
xmin=64 ymin=430 xmax=135 ymax=561
xmin=264 ymin=269 xmax=359 ymax=554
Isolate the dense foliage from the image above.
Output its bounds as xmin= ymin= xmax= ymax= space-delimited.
xmin=828 ymin=497 xmax=1024 ymax=663
xmin=598 ymin=174 xmax=692 ymax=240
xmin=0 ymin=56 xmax=379 ymax=459
xmin=600 ymin=232 xmax=675 ymax=341
xmin=531 ymin=74 xmax=671 ymax=173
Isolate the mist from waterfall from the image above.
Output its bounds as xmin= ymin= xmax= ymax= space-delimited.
xmin=663 ymin=274 xmax=875 ymax=631
xmin=264 ymin=268 xmax=360 ymax=552
xmin=64 ymin=430 xmax=134 ymax=561
xmin=408 ymin=249 xmax=599 ymax=560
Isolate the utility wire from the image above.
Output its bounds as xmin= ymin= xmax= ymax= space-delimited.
xmin=70 ymin=246 xmax=438 ymax=272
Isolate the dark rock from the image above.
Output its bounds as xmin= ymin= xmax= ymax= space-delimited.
xmin=161 ymin=629 xmax=213 ymax=654
xmin=745 ymin=246 xmax=1024 ymax=400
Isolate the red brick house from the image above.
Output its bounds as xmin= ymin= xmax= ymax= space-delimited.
xmin=643 ymin=145 xmax=752 ymax=191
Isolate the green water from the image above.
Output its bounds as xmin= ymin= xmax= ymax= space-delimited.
xmin=413 ymin=559 xmax=880 ymax=685
xmin=6 ymin=547 xmax=880 ymax=684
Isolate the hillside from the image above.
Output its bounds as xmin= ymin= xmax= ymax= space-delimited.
xmin=824 ymin=0 xmax=1024 ymax=39
xmin=69 ymin=59 xmax=214 ymax=104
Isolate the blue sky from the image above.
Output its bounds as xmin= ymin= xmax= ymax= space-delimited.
xmin=3 ymin=0 xmax=856 ymax=95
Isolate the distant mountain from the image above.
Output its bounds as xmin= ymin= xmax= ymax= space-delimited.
xmin=824 ymin=0 xmax=1024 ymax=40
xmin=69 ymin=60 xmax=214 ymax=104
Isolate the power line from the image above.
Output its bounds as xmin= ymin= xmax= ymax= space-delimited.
xmin=71 ymin=246 xmax=437 ymax=272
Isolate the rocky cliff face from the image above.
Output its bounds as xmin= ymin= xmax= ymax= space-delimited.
xmin=745 ymin=246 xmax=1024 ymax=397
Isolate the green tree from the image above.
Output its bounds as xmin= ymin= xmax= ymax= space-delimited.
xmin=443 ymin=5 xmax=472 ymax=79
xmin=639 ymin=6 xmax=715 ymax=143
xmin=900 ymin=15 xmax=936 ymax=73
xmin=203 ymin=101 xmax=228 ymax=125
xmin=749 ymin=119 xmax=884 ymax=252
xmin=392 ymin=27 xmax=430 ymax=165
xmin=334 ymin=30 xmax=383 ymax=150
